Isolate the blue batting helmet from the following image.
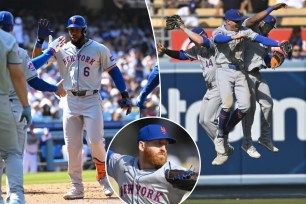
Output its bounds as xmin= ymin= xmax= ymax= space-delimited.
xmin=67 ymin=15 xmax=87 ymax=29
xmin=0 ymin=11 xmax=14 ymax=32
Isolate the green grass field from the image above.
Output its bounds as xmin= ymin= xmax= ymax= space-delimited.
xmin=2 ymin=170 xmax=97 ymax=185
xmin=2 ymin=171 xmax=306 ymax=204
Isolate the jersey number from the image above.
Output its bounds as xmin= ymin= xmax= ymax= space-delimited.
xmin=84 ymin=67 xmax=90 ymax=77
xmin=206 ymin=59 xmax=213 ymax=68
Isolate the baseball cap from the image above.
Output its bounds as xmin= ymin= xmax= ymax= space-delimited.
xmin=262 ymin=15 xmax=277 ymax=28
xmin=224 ymin=9 xmax=245 ymax=22
xmin=192 ymin=27 xmax=207 ymax=36
xmin=137 ymin=124 xmax=176 ymax=144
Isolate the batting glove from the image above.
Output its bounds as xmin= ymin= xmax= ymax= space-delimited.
xmin=20 ymin=106 xmax=32 ymax=130
xmin=47 ymin=35 xmax=66 ymax=55
xmin=119 ymin=91 xmax=132 ymax=115
xmin=37 ymin=19 xmax=53 ymax=43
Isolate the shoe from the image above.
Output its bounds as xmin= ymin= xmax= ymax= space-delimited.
xmin=212 ymin=143 xmax=234 ymax=165
xmin=258 ymin=139 xmax=279 ymax=152
xmin=241 ymin=145 xmax=261 ymax=158
xmin=98 ymin=177 xmax=114 ymax=196
xmin=214 ymin=137 xmax=226 ymax=154
xmin=63 ymin=188 xmax=84 ymax=200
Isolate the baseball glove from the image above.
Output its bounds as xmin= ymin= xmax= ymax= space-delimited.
xmin=165 ymin=15 xmax=184 ymax=30
xmin=270 ymin=51 xmax=285 ymax=69
xmin=279 ymin=41 xmax=292 ymax=56
xmin=165 ymin=169 xmax=198 ymax=191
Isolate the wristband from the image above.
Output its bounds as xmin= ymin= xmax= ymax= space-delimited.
xmin=37 ymin=38 xmax=44 ymax=44
xmin=266 ymin=7 xmax=274 ymax=13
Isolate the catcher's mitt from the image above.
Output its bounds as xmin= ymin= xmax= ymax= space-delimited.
xmin=165 ymin=169 xmax=198 ymax=191
xmin=270 ymin=51 xmax=285 ymax=69
xmin=165 ymin=15 xmax=184 ymax=30
xmin=279 ymin=41 xmax=292 ymax=56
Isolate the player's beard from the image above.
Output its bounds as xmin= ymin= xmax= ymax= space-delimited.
xmin=71 ymin=34 xmax=86 ymax=48
xmin=143 ymin=147 xmax=167 ymax=169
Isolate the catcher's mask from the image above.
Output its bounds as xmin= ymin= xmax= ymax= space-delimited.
xmin=67 ymin=15 xmax=87 ymax=35
xmin=0 ymin=11 xmax=14 ymax=32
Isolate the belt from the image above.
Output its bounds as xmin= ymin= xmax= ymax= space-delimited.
xmin=68 ymin=90 xmax=98 ymax=96
xmin=26 ymin=151 xmax=37 ymax=155
xmin=206 ymin=81 xmax=217 ymax=89
xmin=217 ymin=64 xmax=239 ymax=70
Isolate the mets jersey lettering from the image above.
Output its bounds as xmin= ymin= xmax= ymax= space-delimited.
xmin=120 ymin=183 xmax=163 ymax=203
xmin=62 ymin=54 xmax=96 ymax=66
xmin=53 ymin=39 xmax=116 ymax=90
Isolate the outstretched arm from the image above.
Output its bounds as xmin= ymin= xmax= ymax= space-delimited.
xmin=245 ymin=3 xmax=287 ymax=28
xmin=254 ymin=35 xmax=279 ymax=47
xmin=157 ymin=42 xmax=189 ymax=60
xmin=179 ymin=25 xmax=211 ymax=48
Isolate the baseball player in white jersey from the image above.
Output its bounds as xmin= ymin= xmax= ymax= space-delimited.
xmin=0 ymin=12 xmax=31 ymax=204
xmin=32 ymin=15 xmax=132 ymax=200
xmin=212 ymin=9 xmax=288 ymax=154
xmin=0 ymin=11 xmax=66 ymax=203
xmin=241 ymin=11 xmax=286 ymax=157
xmin=107 ymin=124 xmax=196 ymax=204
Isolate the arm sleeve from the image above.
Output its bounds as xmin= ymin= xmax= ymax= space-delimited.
xmin=138 ymin=65 xmax=160 ymax=103
xmin=254 ymin=35 xmax=279 ymax=47
xmin=27 ymin=76 xmax=58 ymax=92
xmin=164 ymin=49 xmax=189 ymax=60
xmin=214 ymin=34 xmax=232 ymax=43
xmin=108 ymin=66 xmax=126 ymax=92
xmin=30 ymin=48 xmax=54 ymax=70
xmin=202 ymin=37 xmax=211 ymax=48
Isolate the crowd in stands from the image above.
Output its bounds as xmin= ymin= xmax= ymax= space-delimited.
xmin=11 ymin=9 xmax=158 ymax=122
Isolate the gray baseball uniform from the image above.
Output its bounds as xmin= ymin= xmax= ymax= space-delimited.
xmin=213 ymin=25 xmax=258 ymax=113
xmin=183 ymin=42 xmax=220 ymax=141
xmin=108 ymin=153 xmax=188 ymax=204
xmin=0 ymin=29 xmax=24 ymax=204
xmin=241 ymin=19 xmax=274 ymax=148
xmin=5 ymin=47 xmax=38 ymax=202
xmin=52 ymin=39 xmax=115 ymax=189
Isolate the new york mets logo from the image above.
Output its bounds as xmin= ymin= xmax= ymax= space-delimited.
xmin=237 ymin=11 xmax=241 ymax=16
xmin=71 ymin=17 xmax=76 ymax=24
xmin=160 ymin=127 xmax=166 ymax=134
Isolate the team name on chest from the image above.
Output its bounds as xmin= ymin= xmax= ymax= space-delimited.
xmin=62 ymin=54 xmax=95 ymax=66
xmin=120 ymin=184 xmax=163 ymax=203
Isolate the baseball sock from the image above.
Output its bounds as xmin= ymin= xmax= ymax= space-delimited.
xmin=93 ymin=157 xmax=106 ymax=180
xmin=218 ymin=109 xmax=230 ymax=138
xmin=226 ymin=108 xmax=246 ymax=132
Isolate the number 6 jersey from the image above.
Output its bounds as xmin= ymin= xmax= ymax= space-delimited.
xmin=53 ymin=39 xmax=116 ymax=91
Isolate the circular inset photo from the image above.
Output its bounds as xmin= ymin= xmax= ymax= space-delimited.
xmin=106 ymin=117 xmax=201 ymax=204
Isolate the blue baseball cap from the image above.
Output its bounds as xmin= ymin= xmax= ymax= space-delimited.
xmin=137 ymin=124 xmax=176 ymax=144
xmin=192 ymin=27 xmax=207 ymax=36
xmin=263 ymin=15 xmax=277 ymax=28
xmin=224 ymin=9 xmax=245 ymax=22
